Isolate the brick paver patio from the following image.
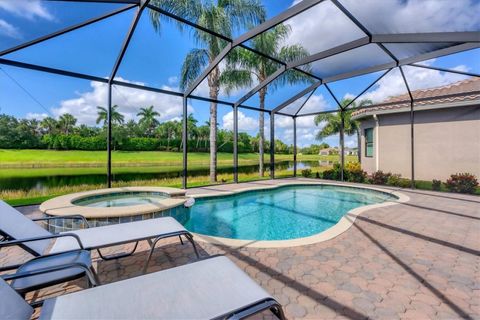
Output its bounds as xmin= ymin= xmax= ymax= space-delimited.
xmin=2 ymin=179 xmax=479 ymax=319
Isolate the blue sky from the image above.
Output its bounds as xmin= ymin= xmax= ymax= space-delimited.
xmin=0 ymin=0 xmax=479 ymax=147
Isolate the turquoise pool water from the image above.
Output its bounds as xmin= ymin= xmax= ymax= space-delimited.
xmin=73 ymin=192 xmax=169 ymax=207
xmin=185 ymin=185 xmax=396 ymax=240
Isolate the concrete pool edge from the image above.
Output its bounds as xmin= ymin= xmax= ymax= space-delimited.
xmin=189 ymin=181 xmax=410 ymax=249
xmin=40 ymin=186 xmax=186 ymax=218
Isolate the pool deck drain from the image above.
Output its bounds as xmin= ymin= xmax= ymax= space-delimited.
xmin=5 ymin=178 xmax=480 ymax=320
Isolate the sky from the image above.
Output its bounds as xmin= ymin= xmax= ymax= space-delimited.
xmin=0 ymin=0 xmax=479 ymax=148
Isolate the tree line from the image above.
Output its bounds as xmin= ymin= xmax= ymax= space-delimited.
xmin=0 ymin=109 xmax=298 ymax=154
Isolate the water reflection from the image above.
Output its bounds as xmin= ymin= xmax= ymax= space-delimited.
xmin=0 ymin=160 xmax=334 ymax=191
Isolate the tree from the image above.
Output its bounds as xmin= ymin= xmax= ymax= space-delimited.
xmin=157 ymin=121 xmax=178 ymax=150
xmin=150 ymin=0 xmax=265 ymax=183
xmin=314 ymin=99 xmax=372 ymax=162
xmin=137 ymin=106 xmax=160 ymax=137
xmin=222 ymin=24 xmax=311 ymax=176
xmin=40 ymin=117 xmax=58 ymax=135
xmin=58 ymin=113 xmax=77 ymax=135
xmin=96 ymin=105 xmax=125 ymax=126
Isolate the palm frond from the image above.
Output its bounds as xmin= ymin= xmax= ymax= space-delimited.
xmin=148 ymin=0 xmax=201 ymax=34
xmin=219 ymin=69 xmax=254 ymax=95
xmin=180 ymin=48 xmax=210 ymax=91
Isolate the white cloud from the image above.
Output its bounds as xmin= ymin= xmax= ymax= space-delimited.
xmin=51 ymin=78 xmax=193 ymax=126
xmin=168 ymin=76 xmax=178 ymax=85
xmin=286 ymin=0 xmax=365 ymax=55
xmin=0 ymin=19 xmax=21 ymax=39
xmin=221 ymin=110 xmax=258 ymax=131
xmin=26 ymin=112 xmax=48 ymax=121
xmin=351 ymin=63 xmax=471 ymax=103
xmin=339 ymin=0 xmax=480 ymax=34
xmin=298 ymin=94 xmax=333 ymax=115
xmin=0 ymin=0 xmax=54 ymax=21
xmin=285 ymin=0 xmax=480 ymax=76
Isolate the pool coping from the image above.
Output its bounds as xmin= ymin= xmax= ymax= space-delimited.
xmin=40 ymin=186 xmax=187 ymax=218
xmin=188 ymin=181 xmax=409 ymax=248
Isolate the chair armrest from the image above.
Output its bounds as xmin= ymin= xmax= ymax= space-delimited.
xmin=1 ymin=260 xmax=92 ymax=281
xmin=32 ymin=215 xmax=90 ymax=228
xmin=0 ymin=233 xmax=84 ymax=250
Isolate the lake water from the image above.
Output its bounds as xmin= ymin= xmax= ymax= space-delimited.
xmin=0 ymin=161 xmax=333 ymax=191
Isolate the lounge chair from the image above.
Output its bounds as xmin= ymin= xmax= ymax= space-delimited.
xmin=0 ymin=200 xmax=198 ymax=294
xmin=0 ymin=256 xmax=286 ymax=320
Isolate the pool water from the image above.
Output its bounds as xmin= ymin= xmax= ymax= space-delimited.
xmin=73 ymin=192 xmax=169 ymax=207
xmin=184 ymin=185 xmax=396 ymax=240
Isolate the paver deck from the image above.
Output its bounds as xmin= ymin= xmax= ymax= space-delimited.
xmin=2 ymin=178 xmax=479 ymax=319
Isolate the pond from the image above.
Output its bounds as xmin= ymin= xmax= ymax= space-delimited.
xmin=0 ymin=161 xmax=332 ymax=191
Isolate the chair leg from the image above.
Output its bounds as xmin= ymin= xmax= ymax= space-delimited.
xmin=179 ymin=235 xmax=184 ymax=245
xmin=270 ymin=304 xmax=286 ymax=320
xmin=89 ymin=266 xmax=101 ymax=286
xmin=184 ymin=233 xmax=200 ymax=258
xmin=143 ymin=245 xmax=156 ymax=274
xmin=97 ymin=242 xmax=139 ymax=260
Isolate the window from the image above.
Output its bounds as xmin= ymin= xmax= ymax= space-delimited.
xmin=365 ymin=128 xmax=374 ymax=157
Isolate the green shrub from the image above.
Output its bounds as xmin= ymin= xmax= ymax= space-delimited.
xmin=345 ymin=162 xmax=367 ymax=183
xmin=315 ymin=172 xmax=320 ymax=179
xmin=432 ymin=179 xmax=442 ymax=191
xmin=386 ymin=174 xmax=411 ymax=188
xmin=445 ymin=173 xmax=478 ymax=194
xmin=369 ymin=170 xmax=391 ymax=185
xmin=386 ymin=174 xmax=401 ymax=186
xmin=301 ymin=168 xmax=312 ymax=178
xmin=321 ymin=163 xmax=341 ymax=180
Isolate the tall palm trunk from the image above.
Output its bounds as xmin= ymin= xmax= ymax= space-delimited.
xmin=258 ymin=88 xmax=266 ymax=177
xmin=208 ymin=68 xmax=220 ymax=183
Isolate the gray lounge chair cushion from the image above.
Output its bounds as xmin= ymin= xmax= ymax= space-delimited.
xmin=49 ymin=217 xmax=187 ymax=254
xmin=40 ymin=256 xmax=273 ymax=320
xmin=0 ymin=200 xmax=52 ymax=256
xmin=0 ymin=278 xmax=33 ymax=320
xmin=11 ymin=250 xmax=92 ymax=294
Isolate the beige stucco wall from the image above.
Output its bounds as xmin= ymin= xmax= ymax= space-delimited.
xmin=359 ymin=105 xmax=480 ymax=181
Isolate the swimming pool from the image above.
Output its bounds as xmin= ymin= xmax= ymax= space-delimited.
xmin=185 ymin=185 xmax=397 ymax=241
xmin=73 ymin=192 xmax=169 ymax=207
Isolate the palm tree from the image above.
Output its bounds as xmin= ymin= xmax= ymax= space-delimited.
xmin=137 ymin=106 xmax=160 ymax=137
xmin=221 ymin=24 xmax=311 ymax=176
xmin=96 ymin=105 xmax=125 ymax=126
xmin=40 ymin=117 xmax=58 ymax=135
xmin=58 ymin=113 xmax=77 ymax=135
xmin=314 ymin=98 xmax=372 ymax=162
xmin=157 ymin=121 xmax=178 ymax=150
xmin=150 ymin=0 xmax=265 ymax=183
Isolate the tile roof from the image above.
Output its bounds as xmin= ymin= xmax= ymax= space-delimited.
xmin=351 ymin=77 xmax=480 ymax=118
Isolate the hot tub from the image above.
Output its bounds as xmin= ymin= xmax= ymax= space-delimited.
xmin=40 ymin=187 xmax=190 ymax=233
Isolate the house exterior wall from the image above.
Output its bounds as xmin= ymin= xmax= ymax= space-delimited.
xmin=359 ymin=105 xmax=480 ymax=181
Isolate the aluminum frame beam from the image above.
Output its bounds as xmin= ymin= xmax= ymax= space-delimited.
xmin=106 ymin=0 xmax=149 ymax=187
xmin=399 ymin=66 xmax=415 ymax=189
xmin=371 ymin=32 xmax=480 ymax=43
xmin=409 ymin=63 xmax=480 ymax=78
xmin=270 ymin=113 xmax=275 ymax=179
xmin=343 ymin=69 xmax=392 ymax=109
xmin=233 ymin=106 xmax=239 ymax=183
xmin=0 ymin=4 xmax=137 ymax=57
xmin=46 ymin=0 xmax=140 ymax=3
xmin=272 ymin=81 xmax=323 ymax=113
xmin=293 ymin=117 xmax=297 ymax=177
xmin=294 ymin=88 xmax=317 ymax=116
xmin=183 ymin=0 xmax=326 ymax=97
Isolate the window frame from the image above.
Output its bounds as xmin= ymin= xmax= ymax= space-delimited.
xmin=364 ymin=127 xmax=374 ymax=158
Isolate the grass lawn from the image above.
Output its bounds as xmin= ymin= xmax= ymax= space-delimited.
xmin=0 ymin=149 xmax=347 ymax=167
